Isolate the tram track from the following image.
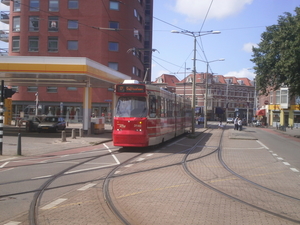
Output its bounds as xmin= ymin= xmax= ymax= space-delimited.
xmin=104 ymin=126 xmax=300 ymax=224
xmin=182 ymin=126 xmax=300 ymax=224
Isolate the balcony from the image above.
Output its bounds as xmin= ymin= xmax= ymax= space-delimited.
xmin=0 ymin=30 xmax=9 ymax=42
xmin=1 ymin=0 xmax=11 ymax=6
xmin=0 ymin=11 xmax=10 ymax=24
xmin=0 ymin=48 xmax=8 ymax=56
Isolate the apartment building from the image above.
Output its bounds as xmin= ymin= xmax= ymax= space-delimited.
xmin=257 ymin=87 xmax=300 ymax=128
xmin=154 ymin=73 xmax=255 ymax=122
xmin=0 ymin=0 xmax=153 ymax=122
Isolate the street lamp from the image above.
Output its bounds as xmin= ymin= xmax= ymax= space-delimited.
xmin=195 ymin=58 xmax=225 ymax=128
xmin=171 ymin=30 xmax=221 ymax=134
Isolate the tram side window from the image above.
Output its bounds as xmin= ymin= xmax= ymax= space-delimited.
xmin=161 ymin=97 xmax=165 ymax=118
xmin=167 ymin=100 xmax=173 ymax=117
xmin=157 ymin=96 xmax=161 ymax=118
xmin=149 ymin=95 xmax=156 ymax=118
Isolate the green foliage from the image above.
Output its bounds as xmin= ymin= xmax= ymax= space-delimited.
xmin=251 ymin=7 xmax=300 ymax=97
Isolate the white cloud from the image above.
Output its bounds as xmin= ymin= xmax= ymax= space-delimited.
xmin=243 ymin=42 xmax=258 ymax=53
xmin=224 ymin=68 xmax=255 ymax=80
xmin=173 ymin=0 xmax=253 ymax=22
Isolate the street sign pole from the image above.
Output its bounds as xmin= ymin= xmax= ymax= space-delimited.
xmin=0 ymin=80 xmax=4 ymax=155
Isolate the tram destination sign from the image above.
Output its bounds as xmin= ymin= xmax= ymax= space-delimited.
xmin=117 ymin=84 xmax=145 ymax=93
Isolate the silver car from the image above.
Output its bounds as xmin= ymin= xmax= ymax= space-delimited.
xmin=38 ymin=117 xmax=66 ymax=132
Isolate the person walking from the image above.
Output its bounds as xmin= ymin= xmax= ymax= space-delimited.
xmin=234 ymin=116 xmax=238 ymax=130
xmin=238 ymin=117 xmax=242 ymax=131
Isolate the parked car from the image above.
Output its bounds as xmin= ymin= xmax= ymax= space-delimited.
xmin=25 ymin=116 xmax=42 ymax=132
xmin=226 ymin=117 xmax=234 ymax=123
xmin=38 ymin=117 xmax=66 ymax=132
xmin=252 ymin=119 xmax=261 ymax=127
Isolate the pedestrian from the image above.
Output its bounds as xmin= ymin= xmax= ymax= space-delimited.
xmin=218 ymin=120 xmax=223 ymax=129
xmin=234 ymin=116 xmax=238 ymax=130
xmin=238 ymin=117 xmax=242 ymax=131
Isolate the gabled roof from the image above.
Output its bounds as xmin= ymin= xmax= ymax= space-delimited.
xmin=153 ymin=74 xmax=179 ymax=87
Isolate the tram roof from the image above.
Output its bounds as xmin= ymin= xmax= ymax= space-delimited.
xmin=0 ymin=56 xmax=131 ymax=88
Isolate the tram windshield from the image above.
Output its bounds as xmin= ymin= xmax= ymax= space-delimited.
xmin=115 ymin=97 xmax=147 ymax=117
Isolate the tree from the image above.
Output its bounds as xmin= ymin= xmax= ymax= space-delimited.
xmin=251 ymin=7 xmax=300 ymax=97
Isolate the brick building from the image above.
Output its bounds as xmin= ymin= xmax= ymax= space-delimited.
xmin=0 ymin=0 xmax=153 ymax=122
xmin=154 ymin=73 xmax=255 ymax=122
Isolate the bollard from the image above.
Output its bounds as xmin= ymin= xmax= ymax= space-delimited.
xmin=71 ymin=128 xmax=76 ymax=139
xmin=79 ymin=128 xmax=83 ymax=137
xmin=61 ymin=130 xmax=66 ymax=142
xmin=17 ymin=133 xmax=22 ymax=155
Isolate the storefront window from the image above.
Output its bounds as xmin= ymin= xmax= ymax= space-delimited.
xmin=294 ymin=113 xmax=300 ymax=123
xmin=273 ymin=113 xmax=280 ymax=122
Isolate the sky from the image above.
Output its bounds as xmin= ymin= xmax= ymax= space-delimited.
xmin=1 ymin=0 xmax=300 ymax=82
xmin=151 ymin=0 xmax=300 ymax=82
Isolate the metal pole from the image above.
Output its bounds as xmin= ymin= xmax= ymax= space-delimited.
xmin=191 ymin=36 xmax=196 ymax=134
xmin=0 ymin=80 xmax=4 ymax=155
xmin=226 ymin=82 xmax=229 ymax=120
xmin=17 ymin=133 xmax=22 ymax=155
xmin=204 ymin=63 xmax=209 ymax=128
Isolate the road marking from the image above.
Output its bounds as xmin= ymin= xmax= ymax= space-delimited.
xmin=256 ymin=140 xmax=269 ymax=149
xmin=283 ymin=162 xmax=290 ymax=166
xmin=4 ymin=222 xmax=21 ymax=225
xmin=41 ymin=198 xmax=67 ymax=210
xmin=137 ymin=158 xmax=145 ymax=161
xmin=77 ymin=183 xmax=96 ymax=191
xmin=0 ymin=157 xmax=17 ymax=162
xmin=0 ymin=161 xmax=9 ymax=168
xmin=290 ymin=168 xmax=299 ymax=172
xmin=32 ymin=175 xmax=52 ymax=180
xmin=65 ymin=164 xmax=118 ymax=174
xmin=103 ymin=143 xmax=120 ymax=164
xmin=277 ymin=157 xmax=283 ymax=160
xmin=167 ymin=137 xmax=186 ymax=146
xmin=124 ymin=164 xmax=133 ymax=167
xmin=272 ymin=154 xmax=278 ymax=156
xmin=146 ymin=154 xmax=153 ymax=157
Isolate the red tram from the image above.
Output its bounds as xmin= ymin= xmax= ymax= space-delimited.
xmin=113 ymin=80 xmax=192 ymax=147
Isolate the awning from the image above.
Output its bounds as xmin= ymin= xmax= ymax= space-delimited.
xmin=256 ymin=109 xmax=266 ymax=116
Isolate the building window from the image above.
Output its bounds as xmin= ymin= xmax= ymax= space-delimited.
xmin=270 ymin=91 xmax=273 ymax=104
xmin=49 ymin=0 xmax=59 ymax=12
xmin=48 ymin=16 xmax=59 ymax=31
xmin=109 ymin=42 xmax=119 ymax=51
xmin=13 ymin=17 xmax=20 ymax=32
xmin=108 ymin=62 xmax=118 ymax=70
xmin=48 ymin=36 xmax=58 ymax=52
xmin=12 ymin=86 xmax=19 ymax=93
xmin=29 ymin=16 xmax=39 ymax=31
xmin=13 ymin=0 xmax=21 ymax=12
xmin=276 ymin=90 xmax=280 ymax=104
xmin=109 ymin=1 xmax=119 ymax=10
xmin=47 ymin=87 xmax=57 ymax=93
xmin=67 ymin=87 xmax=77 ymax=91
xmin=30 ymin=0 xmax=39 ymax=11
xmin=68 ymin=40 xmax=78 ymax=50
xmin=68 ymin=0 xmax=78 ymax=9
xmin=12 ymin=36 xmax=20 ymax=52
xmin=27 ymin=86 xmax=38 ymax=92
xmin=28 ymin=36 xmax=39 ymax=52
xmin=109 ymin=21 xmax=119 ymax=29
xmin=68 ymin=20 xmax=78 ymax=29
